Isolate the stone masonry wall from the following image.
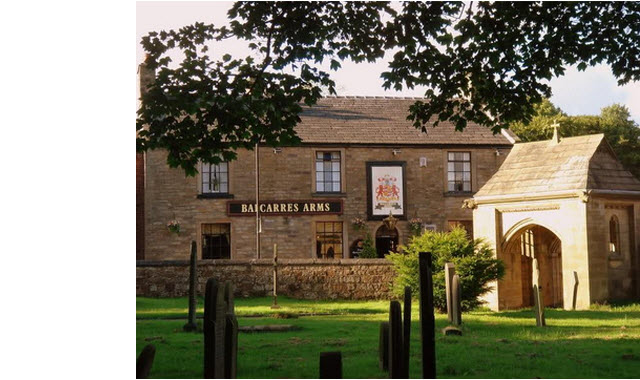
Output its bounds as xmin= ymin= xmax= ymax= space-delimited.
xmin=144 ymin=145 xmax=510 ymax=260
xmin=137 ymin=259 xmax=395 ymax=299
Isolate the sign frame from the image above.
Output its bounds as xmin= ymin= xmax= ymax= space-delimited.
xmin=227 ymin=199 xmax=343 ymax=217
xmin=366 ymin=161 xmax=407 ymax=220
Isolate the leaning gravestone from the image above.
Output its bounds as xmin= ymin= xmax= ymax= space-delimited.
xmin=572 ymin=271 xmax=579 ymax=310
xmin=402 ymin=287 xmax=411 ymax=378
xmin=378 ymin=322 xmax=389 ymax=372
xmin=451 ymin=274 xmax=462 ymax=327
xmin=444 ymin=263 xmax=456 ymax=324
xmin=319 ymin=351 xmax=343 ymax=379
xmin=532 ymin=259 xmax=546 ymax=327
xmin=136 ymin=344 xmax=156 ymax=379
xmin=418 ymin=252 xmax=436 ymax=379
xmin=184 ymin=241 xmax=198 ymax=332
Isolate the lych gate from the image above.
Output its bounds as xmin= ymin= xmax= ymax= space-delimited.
xmin=467 ymin=133 xmax=640 ymax=310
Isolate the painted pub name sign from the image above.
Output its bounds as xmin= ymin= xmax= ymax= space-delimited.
xmin=227 ymin=200 xmax=343 ymax=216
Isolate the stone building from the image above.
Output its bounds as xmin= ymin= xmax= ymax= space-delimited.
xmin=138 ymin=97 xmax=516 ymax=262
xmin=470 ymin=131 xmax=640 ymax=310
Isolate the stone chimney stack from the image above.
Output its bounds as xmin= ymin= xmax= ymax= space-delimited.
xmin=138 ymin=54 xmax=156 ymax=98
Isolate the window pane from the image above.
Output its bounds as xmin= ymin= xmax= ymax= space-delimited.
xmin=317 ymin=152 xmax=323 ymax=159
xmin=220 ymin=183 xmax=228 ymax=193
xmin=463 ymin=182 xmax=471 ymax=191
xmin=333 ymin=182 xmax=340 ymax=192
xmin=463 ymin=172 xmax=470 ymax=181
xmin=455 ymin=152 xmax=464 ymax=160
xmin=324 ymin=172 xmax=332 ymax=183
xmin=455 ymin=173 xmax=463 ymax=181
xmin=448 ymin=162 xmax=454 ymax=172
xmin=324 ymin=161 xmax=331 ymax=172
xmin=317 ymin=222 xmax=325 ymax=232
xmin=316 ymin=183 xmax=324 ymax=192
xmin=331 ymin=152 xmax=340 ymax=160
xmin=463 ymin=163 xmax=470 ymax=172
xmin=332 ymin=172 xmax=340 ymax=181
xmin=455 ymin=162 xmax=463 ymax=171
xmin=324 ymin=153 xmax=332 ymax=161
xmin=463 ymin=152 xmax=470 ymax=161
xmin=316 ymin=162 xmax=324 ymax=172
xmin=316 ymin=172 xmax=323 ymax=182
xmin=448 ymin=152 xmax=454 ymax=160
xmin=332 ymin=162 xmax=340 ymax=171
xmin=448 ymin=183 xmax=455 ymax=191
xmin=448 ymin=172 xmax=455 ymax=181
xmin=219 ymin=162 xmax=228 ymax=172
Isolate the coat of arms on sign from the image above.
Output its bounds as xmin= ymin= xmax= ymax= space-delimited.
xmin=375 ymin=174 xmax=401 ymax=210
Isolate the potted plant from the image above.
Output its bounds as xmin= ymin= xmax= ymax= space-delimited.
xmin=351 ymin=216 xmax=367 ymax=232
xmin=167 ymin=219 xmax=181 ymax=234
xmin=408 ymin=217 xmax=423 ymax=236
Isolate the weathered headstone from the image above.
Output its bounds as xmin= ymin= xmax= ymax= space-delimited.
xmin=319 ymin=351 xmax=343 ymax=379
xmin=402 ymin=287 xmax=411 ymax=378
xmin=213 ymin=285 xmax=227 ymax=378
xmin=224 ymin=312 xmax=238 ymax=379
xmin=204 ymin=278 xmax=219 ymax=379
xmin=184 ymin=241 xmax=198 ymax=332
xmin=224 ymin=282 xmax=235 ymax=314
xmin=389 ymin=300 xmax=404 ymax=378
xmin=444 ymin=263 xmax=456 ymax=323
xmin=532 ymin=259 xmax=546 ymax=327
xmin=451 ymin=274 xmax=462 ymax=327
xmin=136 ymin=344 xmax=156 ymax=379
xmin=378 ymin=322 xmax=389 ymax=372
xmin=572 ymin=271 xmax=579 ymax=310
xmin=418 ymin=252 xmax=436 ymax=379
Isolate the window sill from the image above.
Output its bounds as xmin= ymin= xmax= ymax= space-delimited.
xmin=197 ymin=193 xmax=234 ymax=199
xmin=312 ymin=192 xmax=347 ymax=198
xmin=444 ymin=191 xmax=473 ymax=197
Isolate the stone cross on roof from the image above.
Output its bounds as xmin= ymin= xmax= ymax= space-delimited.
xmin=551 ymin=120 xmax=561 ymax=144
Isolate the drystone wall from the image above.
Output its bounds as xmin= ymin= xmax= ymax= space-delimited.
xmin=137 ymin=259 xmax=395 ymax=299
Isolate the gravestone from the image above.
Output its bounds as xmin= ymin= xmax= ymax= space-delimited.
xmin=319 ymin=351 xmax=342 ymax=379
xmin=224 ymin=282 xmax=235 ymax=314
xmin=451 ymin=274 xmax=462 ymax=327
xmin=402 ymin=287 xmax=411 ymax=378
xmin=204 ymin=278 xmax=219 ymax=379
xmin=378 ymin=322 xmax=389 ymax=372
xmin=224 ymin=312 xmax=238 ymax=379
xmin=418 ymin=252 xmax=436 ymax=379
xmin=444 ymin=263 xmax=455 ymax=323
xmin=388 ymin=300 xmax=404 ymax=379
xmin=184 ymin=241 xmax=198 ymax=332
xmin=532 ymin=259 xmax=546 ymax=327
xmin=136 ymin=344 xmax=156 ymax=379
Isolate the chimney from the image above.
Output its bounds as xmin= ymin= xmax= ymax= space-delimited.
xmin=138 ymin=54 xmax=156 ymax=97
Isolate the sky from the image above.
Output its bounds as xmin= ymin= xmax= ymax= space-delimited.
xmin=136 ymin=1 xmax=640 ymax=123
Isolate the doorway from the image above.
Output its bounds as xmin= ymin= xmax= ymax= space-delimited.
xmin=375 ymin=225 xmax=399 ymax=258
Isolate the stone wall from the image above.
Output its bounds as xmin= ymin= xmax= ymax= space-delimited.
xmin=137 ymin=259 xmax=396 ymax=299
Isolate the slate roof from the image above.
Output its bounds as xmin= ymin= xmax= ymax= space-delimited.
xmin=474 ymin=134 xmax=640 ymax=197
xmin=295 ymin=96 xmax=517 ymax=145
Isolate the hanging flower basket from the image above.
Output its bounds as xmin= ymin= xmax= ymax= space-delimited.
xmin=408 ymin=218 xmax=423 ymax=236
xmin=167 ymin=220 xmax=181 ymax=234
xmin=351 ymin=216 xmax=367 ymax=232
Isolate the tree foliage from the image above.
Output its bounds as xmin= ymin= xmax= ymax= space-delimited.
xmin=510 ymin=100 xmax=640 ymax=178
xmin=358 ymin=233 xmax=378 ymax=259
xmin=137 ymin=1 xmax=640 ymax=175
xmin=386 ymin=228 xmax=504 ymax=311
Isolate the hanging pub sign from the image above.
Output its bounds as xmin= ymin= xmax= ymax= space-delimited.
xmin=366 ymin=161 xmax=407 ymax=220
xmin=227 ymin=199 xmax=343 ymax=216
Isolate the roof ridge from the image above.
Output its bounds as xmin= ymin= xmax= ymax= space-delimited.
xmin=322 ymin=95 xmax=427 ymax=100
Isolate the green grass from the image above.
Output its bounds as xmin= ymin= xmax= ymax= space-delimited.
xmin=137 ymin=298 xmax=640 ymax=378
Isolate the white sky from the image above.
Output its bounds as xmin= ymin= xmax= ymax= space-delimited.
xmin=137 ymin=1 xmax=640 ymax=123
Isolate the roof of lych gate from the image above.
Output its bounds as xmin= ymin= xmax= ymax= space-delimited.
xmin=474 ymin=133 xmax=640 ymax=197
xmin=295 ymin=96 xmax=518 ymax=145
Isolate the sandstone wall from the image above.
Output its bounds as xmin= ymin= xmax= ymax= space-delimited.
xmin=137 ymin=259 xmax=395 ymax=299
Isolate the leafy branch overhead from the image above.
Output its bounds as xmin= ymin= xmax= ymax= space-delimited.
xmin=137 ymin=1 xmax=640 ymax=175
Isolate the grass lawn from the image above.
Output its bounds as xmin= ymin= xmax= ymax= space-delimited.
xmin=137 ymin=297 xmax=640 ymax=378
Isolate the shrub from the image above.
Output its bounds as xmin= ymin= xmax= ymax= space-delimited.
xmin=358 ymin=233 xmax=378 ymax=258
xmin=386 ymin=227 xmax=504 ymax=311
